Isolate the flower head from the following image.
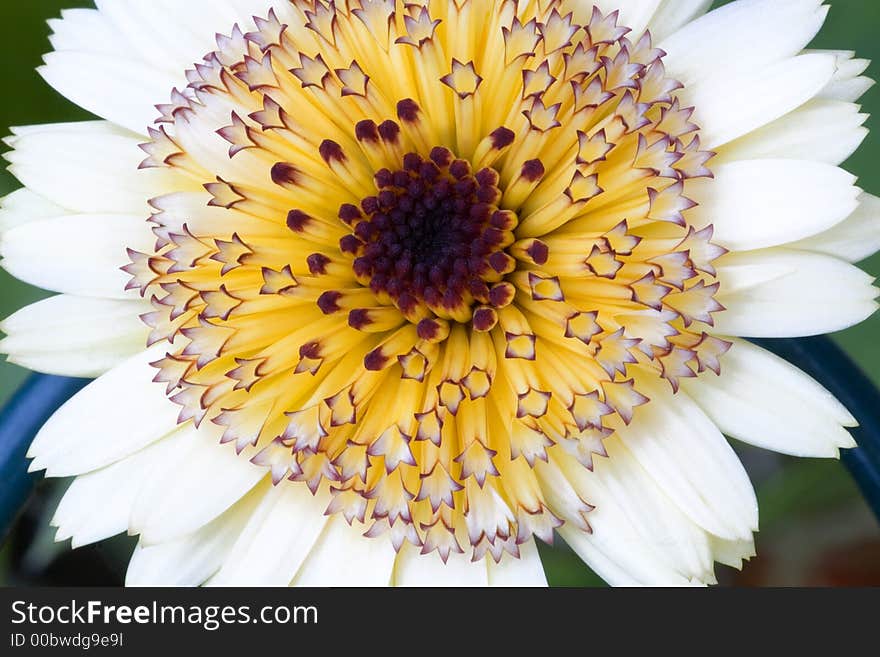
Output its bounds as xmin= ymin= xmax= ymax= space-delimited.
xmin=1 ymin=0 xmax=878 ymax=585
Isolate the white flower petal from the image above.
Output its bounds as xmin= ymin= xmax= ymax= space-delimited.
xmin=591 ymin=0 xmax=662 ymax=37
xmin=792 ymin=193 xmax=880 ymax=263
xmin=51 ymin=434 xmax=179 ymax=549
xmin=92 ymin=0 xmax=239 ymax=77
xmin=813 ymin=50 xmax=875 ymax=102
xmin=130 ymin=424 xmax=267 ymax=545
xmin=557 ymin=524 xmax=644 ymax=586
xmin=27 ymin=344 xmax=182 ymax=477
xmin=47 ymin=8 xmax=129 ymax=55
xmin=715 ymin=249 xmax=878 ymax=337
xmin=39 ymin=54 xmax=176 ymax=138
xmin=646 ymin=0 xmax=713 ymax=42
xmin=486 ymin=540 xmax=548 ymax=587
xmin=678 ymin=53 xmax=836 ymax=149
xmin=0 ymin=189 xmax=66 ymax=231
xmin=683 ymin=339 xmax=855 ymax=458
xmin=126 ymin=480 xmax=269 ymax=587
xmin=3 ymin=121 xmax=182 ymax=213
xmin=708 ymin=536 xmax=756 ymax=570
xmin=0 ymin=295 xmax=149 ymax=377
xmin=292 ymin=516 xmax=397 ymax=586
xmin=557 ymin=520 xmax=696 ymax=586
xmin=393 ymin=544 xmax=489 ymax=586
xmin=660 ymin=0 xmax=827 ymax=87
xmin=615 ymin=377 xmax=759 ymax=541
xmin=587 ymin=444 xmax=717 ymax=580
xmin=42 ymin=1 xmax=277 ymax=135
xmin=535 ymin=458 xmax=697 ymax=586
xmin=718 ymin=99 xmax=868 ymax=166
xmin=687 ymin=159 xmax=860 ymax=251
xmin=208 ymin=484 xmax=329 ymax=586
xmin=0 ymin=214 xmax=151 ymax=299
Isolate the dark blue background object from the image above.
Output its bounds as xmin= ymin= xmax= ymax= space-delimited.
xmin=0 ymin=374 xmax=88 ymax=539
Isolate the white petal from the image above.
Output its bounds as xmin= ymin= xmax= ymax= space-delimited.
xmin=292 ymin=516 xmax=397 ymax=586
xmin=687 ymin=159 xmax=860 ymax=251
xmin=92 ymin=0 xmax=277 ymax=76
xmin=0 ymin=295 xmax=149 ymax=377
xmin=678 ymin=53 xmax=836 ymax=149
xmin=392 ymin=544 xmax=489 ymax=586
xmin=27 ymin=344 xmax=182 ymax=477
xmin=709 ymin=536 xmax=756 ymax=570
xmin=591 ymin=0 xmax=662 ymax=36
xmin=92 ymin=0 xmax=237 ymax=77
xmin=47 ymin=8 xmax=129 ymax=55
xmin=557 ymin=517 xmax=697 ymax=586
xmin=592 ymin=443 xmax=715 ymax=580
xmin=126 ymin=480 xmax=269 ymax=586
xmin=42 ymin=1 xmax=276 ymax=135
xmin=615 ymin=377 xmax=759 ymax=541
xmin=660 ymin=0 xmax=827 ymax=87
xmin=51 ymin=434 xmax=179 ymax=548
xmin=557 ymin=524 xmax=647 ymax=586
xmin=0 ymin=189 xmax=66 ymax=231
xmin=646 ymin=0 xmax=713 ymax=42
xmin=550 ymin=445 xmax=717 ymax=585
xmin=813 ymin=50 xmax=875 ymax=102
xmin=792 ymin=193 xmax=880 ymax=263
xmin=486 ymin=540 xmax=548 ymax=587
xmin=3 ymin=122 xmax=183 ymax=213
xmin=0 ymin=214 xmax=152 ymax=299
xmin=718 ymin=99 xmax=868 ymax=166
xmin=39 ymin=55 xmax=174 ymax=138
xmin=683 ymin=339 xmax=856 ymax=457
xmin=714 ymin=249 xmax=878 ymax=337
xmin=208 ymin=484 xmax=329 ymax=586
xmin=130 ymin=424 xmax=266 ymax=545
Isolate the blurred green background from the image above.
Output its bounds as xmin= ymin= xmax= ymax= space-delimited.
xmin=1 ymin=1 xmax=879 ymax=586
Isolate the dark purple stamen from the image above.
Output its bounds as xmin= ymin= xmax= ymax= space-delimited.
xmin=339 ymin=150 xmax=515 ymax=318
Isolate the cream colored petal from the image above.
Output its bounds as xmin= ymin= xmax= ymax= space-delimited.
xmin=791 ymin=193 xmax=880 ymax=263
xmin=812 ymin=49 xmax=875 ymax=102
xmin=292 ymin=516 xmax=398 ymax=587
xmin=486 ymin=539 xmax=548 ymax=587
xmin=0 ymin=295 xmax=149 ymax=377
xmin=208 ymin=484 xmax=329 ymax=586
xmin=679 ymin=53 xmax=836 ymax=149
xmin=0 ymin=214 xmax=152 ymax=299
xmin=27 ymin=344 xmax=182 ymax=477
xmin=41 ymin=1 xmax=277 ymax=135
xmin=714 ymin=249 xmax=878 ymax=337
xmin=0 ymin=188 xmax=66 ymax=231
xmin=660 ymin=0 xmax=827 ymax=87
xmin=614 ymin=377 xmax=759 ymax=542
xmin=392 ymin=543 xmax=490 ymax=586
xmin=51 ymin=434 xmax=179 ymax=549
xmin=3 ymin=121 xmax=183 ymax=213
xmin=591 ymin=0 xmax=663 ymax=36
xmin=683 ymin=338 xmax=856 ymax=458
xmin=688 ymin=159 xmax=859 ymax=251
xmin=718 ymin=99 xmax=868 ymax=166
xmin=130 ymin=423 xmax=267 ymax=545
xmin=551 ymin=443 xmax=717 ymax=584
xmin=127 ymin=480 xmax=270 ymax=586
xmin=646 ymin=0 xmax=713 ymax=42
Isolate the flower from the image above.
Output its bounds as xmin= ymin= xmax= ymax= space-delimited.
xmin=0 ymin=0 xmax=877 ymax=586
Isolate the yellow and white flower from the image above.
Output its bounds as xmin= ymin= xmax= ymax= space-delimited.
xmin=1 ymin=0 xmax=877 ymax=586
